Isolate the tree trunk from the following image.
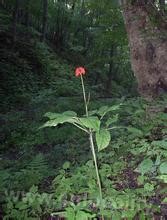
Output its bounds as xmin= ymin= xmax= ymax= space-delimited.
xmin=41 ymin=0 xmax=48 ymax=41
xmin=121 ymin=1 xmax=167 ymax=98
xmin=12 ymin=0 xmax=19 ymax=44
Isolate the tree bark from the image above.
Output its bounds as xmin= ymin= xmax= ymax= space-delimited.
xmin=121 ymin=1 xmax=167 ymax=98
xmin=41 ymin=0 xmax=48 ymax=41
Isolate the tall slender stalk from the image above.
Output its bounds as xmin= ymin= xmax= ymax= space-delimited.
xmin=80 ymin=75 xmax=104 ymax=220
xmin=80 ymin=75 xmax=88 ymax=117
xmin=89 ymin=132 xmax=103 ymax=202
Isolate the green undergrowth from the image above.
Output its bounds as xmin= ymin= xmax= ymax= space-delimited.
xmin=1 ymin=95 xmax=167 ymax=219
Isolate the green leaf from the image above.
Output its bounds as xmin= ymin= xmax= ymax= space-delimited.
xmin=88 ymin=110 xmax=97 ymax=116
xmin=127 ymin=127 xmax=143 ymax=136
xmin=152 ymin=140 xmax=167 ymax=149
xmin=30 ymin=185 xmax=38 ymax=193
xmin=108 ymin=104 xmax=121 ymax=111
xmin=44 ymin=111 xmax=77 ymax=119
xmin=157 ymin=175 xmax=167 ymax=183
xmin=97 ymin=106 xmax=109 ymax=116
xmin=44 ymin=112 xmax=60 ymax=119
xmin=139 ymin=211 xmax=146 ymax=220
xmin=15 ymin=202 xmax=28 ymax=210
xmin=137 ymin=175 xmax=145 ymax=185
xmin=97 ymin=104 xmax=121 ymax=117
xmin=162 ymin=198 xmax=167 ymax=203
xmin=63 ymin=161 xmax=70 ymax=170
xmin=79 ymin=117 xmax=100 ymax=131
xmin=137 ymin=158 xmax=153 ymax=175
xmin=96 ymin=129 xmax=111 ymax=152
xmin=76 ymin=211 xmax=95 ymax=220
xmin=62 ymin=111 xmax=77 ymax=117
xmin=159 ymin=162 xmax=167 ymax=174
xmin=112 ymin=211 xmax=121 ymax=220
xmin=65 ymin=207 xmax=75 ymax=220
xmin=106 ymin=114 xmax=118 ymax=127
xmin=155 ymin=155 xmax=161 ymax=166
xmin=122 ymin=209 xmax=136 ymax=218
xmin=41 ymin=115 xmax=77 ymax=128
xmin=144 ymin=183 xmax=154 ymax=192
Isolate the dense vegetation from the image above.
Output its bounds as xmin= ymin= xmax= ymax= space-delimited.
xmin=0 ymin=1 xmax=167 ymax=219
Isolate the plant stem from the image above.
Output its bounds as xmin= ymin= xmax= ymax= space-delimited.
xmin=73 ymin=122 xmax=89 ymax=133
xmin=80 ymin=74 xmax=104 ymax=220
xmin=89 ymin=132 xmax=103 ymax=202
xmin=80 ymin=75 xmax=88 ymax=117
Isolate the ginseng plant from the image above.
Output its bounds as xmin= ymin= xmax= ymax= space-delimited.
xmin=41 ymin=67 xmax=121 ymax=219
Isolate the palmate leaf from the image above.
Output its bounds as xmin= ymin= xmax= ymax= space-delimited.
xmin=41 ymin=111 xmax=77 ymax=128
xmin=41 ymin=116 xmax=76 ymax=128
xmin=97 ymin=104 xmax=121 ymax=117
xmin=44 ymin=111 xmax=77 ymax=119
xmin=87 ymin=104 xmax=121 ymax=118
xmin=96 ymin=128 xmax=111 ymax=152
xmin=62 ymin=111 xmax=77 ymax=117
xmin=78 ymin=116 xmax=100 ymax=132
